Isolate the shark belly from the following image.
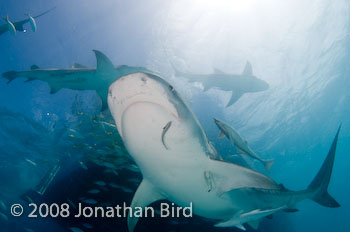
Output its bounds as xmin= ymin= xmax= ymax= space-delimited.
xmin=120 ymin=100 xmax=236 ymax=219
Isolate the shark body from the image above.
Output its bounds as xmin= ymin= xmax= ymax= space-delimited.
xmin=2 ymin=50 xmax=149 ymax=110
xmin=107 ymin=72 xmax=340 ymax=231
xmin=0 ymin=7 xmax=55 ymax=36
xmin=214 ymin=118 xmax=274 ymax=172
xmin=173 ymin=62 xmax=269 ymax=107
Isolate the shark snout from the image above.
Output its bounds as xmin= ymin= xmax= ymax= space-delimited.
xmin=261 ymin=80 xmax=269 ymax=91
xmin=213 ymin=118 xmax=224 ymax=128
xmin=257 ymin=79 xmax=269 ymax=91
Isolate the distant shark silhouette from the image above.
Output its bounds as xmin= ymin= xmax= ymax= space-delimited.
xmin=173 ymin=62 xmax=269 ymax=107
xmin=0 ymin=7 xmax=55 ymax=36
xmin=108 ymin=72 xmax=340 ymax=231
xmin=2 ymin=50 xmax=150 ymax=110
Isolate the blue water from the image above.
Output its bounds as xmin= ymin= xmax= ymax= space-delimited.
xmin=0 ymin=0 xmax=349 ymax=231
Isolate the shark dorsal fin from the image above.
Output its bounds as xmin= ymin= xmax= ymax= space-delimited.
xmin=72 ymin=63 xmax=87 ymax=69
xmin=128 ymin=179 xmax=165 ymax=232
xmin=93 ymin=50 xmax=115 ymax=72
xmin=279 ymin=184 xmax=287 ymax=191
xmin=50 ymin=86 xmax=60 ymax=94
xmin=214 ymin=68 xmax=225 ymax=74
xmin=31 ymin=65 xmax=40 ymax=70
xmin=242 ymin=61 xmax=253 ymax=76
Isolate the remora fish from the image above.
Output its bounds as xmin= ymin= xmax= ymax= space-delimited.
xmin=0 ymin=7 xmax=55 ymax=35
xmin=161 ymin=121 xmax=172 ymax=150
xmin=173 ymin=62 xmax=269 ymax=107
xmin=108 ymin=72 xmax=340 ymax=231
xmin=215 ymin=206 xmax=285 ymax=230
xmin=214 ymin=118 xmax=274 ymax=172
xmin=2 ymin=50 xmax=150 ymax=110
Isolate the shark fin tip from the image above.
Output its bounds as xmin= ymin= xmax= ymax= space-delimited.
xmin=264 ymin=159 xmax=274 ymax=172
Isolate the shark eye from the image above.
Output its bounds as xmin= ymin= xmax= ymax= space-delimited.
xmin=169 ymin=85 xmax=174 ymax=92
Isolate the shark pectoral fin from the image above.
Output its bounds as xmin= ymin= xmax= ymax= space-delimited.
xmin=226 ymin=91 xmax=243 ymax=107
xmin=247 ymin=219 xmax=260 ymax=230
xmin=218 ymin=131 xmax=225 ymax=139
xmin=72 ymin=63 xmax=88 ymax=69
xmin=237 ymin=148 xmax=246 ymax=155
xmin=93 ymin=50 xmax=115 ymax=73
xmin=264 ymin=159 xmax=274 ymax=172
xmin=28 ymin=15 xmax=37 ymax=32
xmin=214 ymin=211 xmax=245 ymax=229
xmin=242 ymin=61 xmax=253 ymax=76
xmin=235 ymin=224 xmax=246 ymax=231
xmin=7 ymin=20 xmax=16 ymax=36
xmin=128 ymin=179 xmax=165 ymax=232
xmin=96 ymin=89 xmax=109 ymax=111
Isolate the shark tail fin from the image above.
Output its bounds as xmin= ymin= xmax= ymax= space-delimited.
xmin=307 ymin=125 xmax=341 ymax=208
xmin=2 ymin=71 xmax=17 ymax=83
xmin=264 ymin=159 xmax=274 ymax=172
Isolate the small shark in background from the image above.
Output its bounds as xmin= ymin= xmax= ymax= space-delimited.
xmin=2 ymin=50 xmax=150 ymax=110
xmin=0 ymin=7 xmax=55 ymax=36
xmin=108 ymin=72 xmax=340 ymax=232
xmin=173 ymin=61 xmax=269 ymax=107
xmin=214 ymin=118 xmax=274 ymax=172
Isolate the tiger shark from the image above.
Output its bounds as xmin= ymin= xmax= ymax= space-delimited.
xmin=2 ymin=50 xmax=149 ymax=110
xmin=108 ymin=72 xmax=340 ymax=231
xmin=173 ymin=62 xmax=269 ymax=107
xmin=0 ymin=7 xmax=55 ymax=36
xmin=214 ymin=118 xmax=274 ymax=172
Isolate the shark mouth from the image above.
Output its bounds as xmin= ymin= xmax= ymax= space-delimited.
xmin=107 ymin=72 xmax=180 ymax=139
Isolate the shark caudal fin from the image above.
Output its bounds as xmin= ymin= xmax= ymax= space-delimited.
xmin=2 ymin=71 xmax=18 ymax=83
xmin=307 ymin=125 xmax=341 ymax=208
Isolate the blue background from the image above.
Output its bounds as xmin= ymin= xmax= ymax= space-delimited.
xmin=0 ymin=0 xmax=349 ymax=231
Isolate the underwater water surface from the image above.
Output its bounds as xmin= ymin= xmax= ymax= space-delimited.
xmin=0 ymin=0 xmax=349 ymax=232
